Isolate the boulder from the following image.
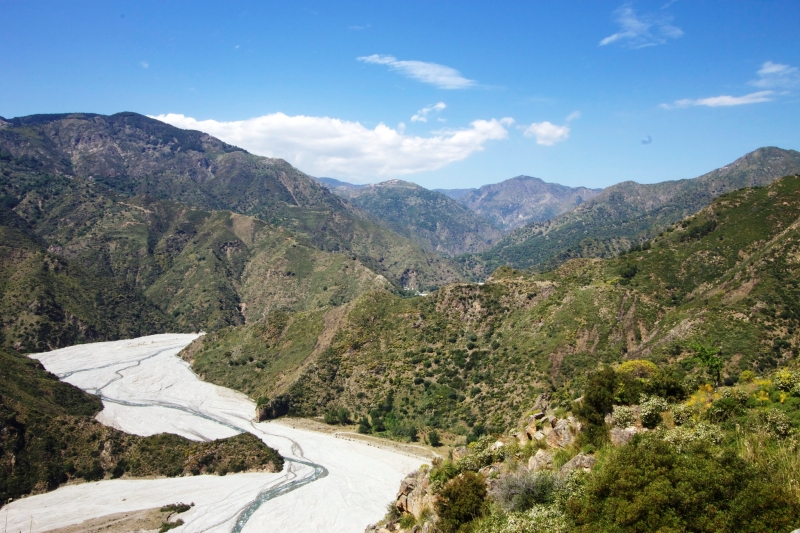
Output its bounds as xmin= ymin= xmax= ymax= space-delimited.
xmin=532 ymin=393 xmax=550 ymax=412
xmin=489 ymin=440 xmax=505 ymax=451
xmin=528 ymin=449 xmax=553 ymax=471
xmin=452 ymin=446 xmax=469 ymax=461
xmin=546 ymin=418 xmax=575 ymax=448
xmin=532 ymin=430 xmax=546 ymax=442
xmin=559 ymin=453 xmax=596 ymax=475
xmin=609 ymin=426 xmax=639 ymax=446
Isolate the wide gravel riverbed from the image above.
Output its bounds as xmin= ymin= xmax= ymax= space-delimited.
xmin=4 ymin=334 xmax=423 ymax=533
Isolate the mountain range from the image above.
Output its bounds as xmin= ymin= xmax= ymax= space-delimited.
xmin=4 ymin=110 xmax=800 ymax=521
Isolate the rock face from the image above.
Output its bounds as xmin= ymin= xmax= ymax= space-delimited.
xmin=609 ymin=426 xmax=643 ymax=446
xmin=518 ymin=414 xmax=581 ymax=449
xmin=255 ymin=395 xmax=291 ymax=421
xmin=394 ymin=470 xmax=438 ymax=521
xmin=528 ymin=449 xmax=553 ymax=472
xmin=559 ymin=453 xmax=597 ymax=475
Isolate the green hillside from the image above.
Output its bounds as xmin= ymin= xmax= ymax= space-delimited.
xmin=188 ymin=175 xmax=800 ymax=437
xmin=0 ymin=225 xmax=174 ymax=352
xmin=326 ymin=179 xmax=503 ymax=256
xmin=463 ymin=147 xmax=800 ymax=277
xmin=0 ymin=113 xmax=462 ymax=291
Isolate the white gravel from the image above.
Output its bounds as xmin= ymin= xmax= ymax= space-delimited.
xmin=3 ymin=334 xmax=423 ymax=533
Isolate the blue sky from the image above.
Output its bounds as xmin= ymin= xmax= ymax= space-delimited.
xmin=2 ymin=1 xmax=798 ymax=189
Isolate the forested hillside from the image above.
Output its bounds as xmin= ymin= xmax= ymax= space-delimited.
xmin=462 ymin=147 xmax=800 ymax=277
xmin=323 ymin=179 xmax=503 ymax=256
xmin=189 ymin=175 xmax=800 ymax=438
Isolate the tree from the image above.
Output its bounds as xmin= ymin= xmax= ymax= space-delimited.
xmin=691 ymin=342 xmax=723 ymax=386
xmin=436 ymin=472 xmax=487 ymax=532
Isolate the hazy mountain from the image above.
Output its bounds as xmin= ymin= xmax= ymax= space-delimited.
xmin=315 ymin=177 xmax=365 ymax=190
xmin=433 ymin=188 xmax=477 ymax=200
xmin=456 ymin=176 xmax=603 ymax=231
xmin=323 ymin=179 xmax=503 ymax=256
xmin=0 ymin=112 xmax=462 ymax=291
xmin=463 ymin=147 xmax=800 ymax=276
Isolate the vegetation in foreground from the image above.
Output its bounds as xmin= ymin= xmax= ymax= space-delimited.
xmin=371 ymin=362 xmax=800 ymax=533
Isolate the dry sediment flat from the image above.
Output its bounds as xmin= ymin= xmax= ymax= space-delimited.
xmin=34 ymin=507 xmax=170 ymax=533
xmin=3 ymin=334 xmax=424 ymax=533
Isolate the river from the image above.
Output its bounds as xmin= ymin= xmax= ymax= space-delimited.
xmin=3 ymin=334 xmax=423 ymax=533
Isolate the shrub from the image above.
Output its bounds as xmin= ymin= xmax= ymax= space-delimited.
xmin=398 ymin=514 xmax=416 ymax=529
xmin=430 ymin=459 xmax=459 ymax=485
xmin=492 ymin=471 xmax=561 ymax=512
xmin=337 ymin=407 xmax=351 ymax=425
xmin=357 ymin=416 xmax=371 ymax=434
xmin=158 ymin=519 xmax=184 ymax=533
xmin=761 ymin=408 xmax=792 ymax=438
xmin=670 ymin=402 xmax=693 ymax=425
xmin=475 ymin=505 xmax=570 ymax=533
xmin=568 ymin=437 xmax=800 ymax=532
xmin=773 ymin=369 xmax=800 ymax=392
xmin=160 ymin=503 xmax=191 ymax=513
xmin=662 ymin=422 xmax=724 ymax=451
xmin=739 ymin=369 xmax=756 ymax=383
xmin=323 ymin=410 xmax=338 ymax=425
xmin=610 ymin=405 xmax=636 ymax=428
xmin=616 ymin=360 xmax=658 ymax=379
xmin=639 ymin=395 xmax=669 ymax=429
xmin=575 ymin=367 xmax=617 ymax=446
xmin=428 ymin=430 xmax=442 ymax=447
xmin=436 ymin=471 xmax=487 ymax=533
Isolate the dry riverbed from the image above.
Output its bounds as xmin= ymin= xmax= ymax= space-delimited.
xmin=3 ymin=334 xmax=426 ymax=533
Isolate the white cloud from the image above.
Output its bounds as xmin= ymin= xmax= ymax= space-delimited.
xmin=151 ymin=113 xmax=512 ymax=180
xmin=661 ymin=90 xmax=774 ymax=109
xmin=411 ymin=102 xmax=446 ymax=122
xmin=600 ymin=5 xmax=683 ymax=48
xmin=357 ymin=54 xmax=475 ymax=89
xmin=140 ymin=61 xmax=149 ymax=69
xmin=566 ymin=111 xmax=581 ymax=122
xmin=523 ymin=121 xmax=570 ymax=146
xmin=750 ymin=61 xmax=800 ymax=89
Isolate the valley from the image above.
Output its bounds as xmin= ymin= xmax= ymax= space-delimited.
xmin=3 ymin=111 xmax=800 ymax=533
xmin=5 ymin=334 xmax=423 ymax=533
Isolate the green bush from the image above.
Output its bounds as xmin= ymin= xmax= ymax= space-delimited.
xmin=428 ymin=430 xmax=442 ymax=447
xmin=491 ymin=471 xmax=561 ymax=512
xmin=436 ymin=471 xmax=487 ymax=533
xmin=568 ymin=437 xmax=800 ymax=532
xmin=159 ymin=519 xmax=184 ymax=533
xmin=323 ymin=410 xmax=338 ymax=425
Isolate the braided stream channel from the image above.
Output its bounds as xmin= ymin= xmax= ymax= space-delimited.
xmin=48 ymin=337 xmax=330 ymax=533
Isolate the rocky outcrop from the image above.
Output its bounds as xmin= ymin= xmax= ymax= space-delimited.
xmin=528 ymin=449 xmax=553 ymax=471
xmin=517 ymin=414 xmax=581 ymax=449
xmin=255 ymin=395 xmax=291 ymax=421
xmin=394 ymin=470 xmax=438 ymax=522
xmin=609 ymin=426 xmax=642 ymax=446
xmin=559 ymin=453 xmax=596 ymax=475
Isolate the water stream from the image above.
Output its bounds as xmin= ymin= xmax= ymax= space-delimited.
xmin=51 ymin=343 xmax=329 ymax=533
